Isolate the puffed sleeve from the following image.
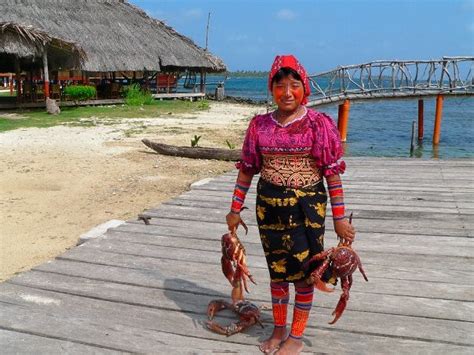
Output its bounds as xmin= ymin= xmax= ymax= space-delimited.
xmin=310 ymin=111 xmax=346 ymax=176
xmin=236 ymin=116 xmax=261 ymax=175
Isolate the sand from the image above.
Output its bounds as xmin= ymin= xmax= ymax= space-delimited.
xmin=0 ymin=101 xmax=266 ymax=281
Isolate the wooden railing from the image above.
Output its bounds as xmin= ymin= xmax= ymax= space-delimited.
xmin=307 ymin=56 xmax=474 ymax=106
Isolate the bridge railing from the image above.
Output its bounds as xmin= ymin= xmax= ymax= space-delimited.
xmin=307 ymin=56 xmax=473 ymax=103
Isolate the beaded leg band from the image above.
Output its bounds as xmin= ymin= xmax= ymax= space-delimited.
xmin=289 ymin=284 xmax=314 ymax=339
xmin=271 ymin=282 xmax=289 ymax=327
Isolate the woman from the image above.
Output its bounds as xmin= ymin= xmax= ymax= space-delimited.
xmin=226 ymin=55 xmax=355 ymax=355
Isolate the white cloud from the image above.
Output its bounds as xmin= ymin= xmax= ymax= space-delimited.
xmin=276 ymin=9 xmax=297 ymax=21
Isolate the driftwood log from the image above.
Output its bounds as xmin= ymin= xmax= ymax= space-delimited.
xmin=142 ymin=139 xmax=241 ymax=161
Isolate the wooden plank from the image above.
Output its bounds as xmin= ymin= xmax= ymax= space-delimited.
xmin=3 ymin=270 xmax=473 ymax=350
xmin=0 ymin=329 xmax=121 ymax=354
xmin=108 ymin=225 xmax=474 ymax=258
xmin=2 ymin=157 xmax=473 ymax=353
xmin=20 ymin=247 xmax=473 ymax=322
xmin=152 ymin=92 xmax=205 ymax=99
xmin=1 ymin=285 xmax=471 ymax=354
xmin=32 ymin=249 xmax=474 ymax=304
xmin=0 ymin=299 xmax=258 ymax=354
xmin=87 ymin=228 xmax=474 ymax=275
xmin=164 ymin=197 xmax=474 ymax=215
xmin=137 ymin=205 xmax=473 ymax=237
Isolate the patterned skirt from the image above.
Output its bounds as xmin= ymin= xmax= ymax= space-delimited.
xmin=256 ymin=178 xmax=332 ymax=283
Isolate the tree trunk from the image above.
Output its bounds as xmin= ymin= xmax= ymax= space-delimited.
xmin=142 ymin=139 xmax=241 ymax=161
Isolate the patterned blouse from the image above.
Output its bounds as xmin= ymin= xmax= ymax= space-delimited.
xmin=237 ymin=107 xmax=346 ymax=187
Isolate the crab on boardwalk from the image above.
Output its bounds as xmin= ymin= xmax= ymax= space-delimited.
xmin=206 ymin=218 xmax=261 ymax=336
xmin=305 ymin=214 xmax=368 ymax=324
xmin=206 ymin=299 xmax=263 ymax=336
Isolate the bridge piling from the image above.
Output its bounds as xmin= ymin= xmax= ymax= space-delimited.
xmin=433 ymin=94 xmax=444 ymax=144
xmin=337 ymin=99 xmax=350 ymax=142
xmin=418 ymin=99 xmax=424 ymax=140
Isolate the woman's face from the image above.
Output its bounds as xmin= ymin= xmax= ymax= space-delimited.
xmin=271 ymin=74 xmax=305 ymax=112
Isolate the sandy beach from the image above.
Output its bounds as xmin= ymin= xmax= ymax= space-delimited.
xmin=0 ymin=101 xmax=265 ymax=281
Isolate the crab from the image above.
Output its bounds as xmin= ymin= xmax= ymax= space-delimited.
xmin=207 ymin=217 xmax=261 ymax=336
xmin=206 ymin=299 xmax=263 ymax=336
xmin=304 ymin=214 xmax=368 ymax=324
xmin=220 ymin=221 xmax=256 ymax=304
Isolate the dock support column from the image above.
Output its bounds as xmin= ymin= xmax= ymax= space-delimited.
xmin=418 ymin=99 xmax=424 ymax=141
xmin=433 ymin=94 xmax=444 ymax=145
xmin=337 ymin=99 xmax=350 ymax=142
xmin=42 ymin=49 xmax=50 ymax=98
xmin=15 ymin=56 xmax=21 ymax=102
xmin=9 ymin=73 xmax=13 ymax=96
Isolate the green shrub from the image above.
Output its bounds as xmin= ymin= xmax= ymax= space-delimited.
xmin=124 ymin=84 xmax=154 ymax=106
xmin=197 ymin=100 xmax=209 ymax=110
xmin=64 ymin=85 xmax=96 ymax=102
xmin=191 ymin=135 xmax=201 ymax=147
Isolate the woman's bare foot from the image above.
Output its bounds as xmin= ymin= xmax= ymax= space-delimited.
xmin=275 ymin=336 xmax=304 ymax=355
xmin=259 ymin=326 xmax=287 ymax=354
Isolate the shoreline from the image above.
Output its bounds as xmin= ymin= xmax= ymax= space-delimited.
xmin=0 ymin=101 xmax=265 ymax=281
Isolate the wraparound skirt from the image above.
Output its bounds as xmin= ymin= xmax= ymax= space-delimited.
xmin=256 ymin=178 xmax=333 ymax=283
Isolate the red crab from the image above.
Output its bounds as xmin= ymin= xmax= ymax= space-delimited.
xmin=305 ymin=214 xmax=368 ymax=324
xmin=206 ymin=299 xmax=263 ymax=336
xmin=220 ymin=223 xmax=256 ymax=304
xmin=206 ymin=217 xmax=260 ymax=336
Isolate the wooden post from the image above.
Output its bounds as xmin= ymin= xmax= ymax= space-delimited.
xmin=15 ymin=57 xmax=22 ymax=101
xmin=410 ymin=121 xmax=416 ymax=155
xmin=433 ymin=94 xmax=443 ymax=145
xmin=417 ymin=99 xmax=424 ymax=141
xmin=199 ymin=69 xmax=206 ymax=94
xmin=9 ymin=73 xmax=13 ymax=96
xmin=337 ymin=99 xmax=350 ymax=142
xmin=42 ymin=49 xmax=50 ymax=98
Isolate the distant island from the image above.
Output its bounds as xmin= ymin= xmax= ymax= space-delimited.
xmin=224 ymin=70 xmax=268 ymax=77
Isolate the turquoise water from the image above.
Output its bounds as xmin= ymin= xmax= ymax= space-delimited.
xmin=206 ymin=75 xmax=474 ymax=159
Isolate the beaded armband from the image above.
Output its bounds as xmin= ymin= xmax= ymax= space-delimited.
xmin=231 ymin=179 xmax=251 ymax=214
xmin=327 ymin=177 xmax=345 ymax=220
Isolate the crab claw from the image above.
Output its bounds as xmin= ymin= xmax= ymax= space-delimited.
xmin=329 ymin=292 xmax=348 ymax=324
xmin=239 ymin=219 xmax=248 ymax=235
xmin=315 ymin=279 xmax=335 ymax=293
xmin=206 ymin=320 xmax=230 ymax=336
xmin=207 ymin=299 xmax=228 ymax=320
xmin=238 ymin=207 xmax=249 ymax=235
xmin=329 ymin=276 xmax=351 ymax=324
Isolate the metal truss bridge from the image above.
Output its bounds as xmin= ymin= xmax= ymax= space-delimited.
xmin=307 ymin=56 xmax=474 ymax=106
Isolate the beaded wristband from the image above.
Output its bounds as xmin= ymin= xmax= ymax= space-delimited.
xmin=327 ymin=178 xmax=345 ymax=220
xmin=231 ymin=179 xmax=251 ymax=213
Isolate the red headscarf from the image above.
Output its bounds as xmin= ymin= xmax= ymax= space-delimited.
xmin=268 ymin=55 xmax=311 ymax=105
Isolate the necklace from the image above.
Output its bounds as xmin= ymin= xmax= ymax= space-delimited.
xmin=272 ymin=106 xmax=307 ymax=127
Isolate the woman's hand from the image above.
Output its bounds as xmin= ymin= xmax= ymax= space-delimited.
xmin=334 ymin=218 xmax=356 ymax=245
xmin=226 ymin=212 xmax=243 ymax=234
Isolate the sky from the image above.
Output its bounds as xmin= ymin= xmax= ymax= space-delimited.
xmin=130 ymin=0 xmax=474 ymax=73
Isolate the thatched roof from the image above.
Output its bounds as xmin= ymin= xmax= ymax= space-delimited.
xmin=0 ymin=0 xmax=226 ymax=72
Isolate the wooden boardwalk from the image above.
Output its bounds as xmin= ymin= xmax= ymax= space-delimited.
xmin=1 ymin=157 xmax=473 ymax=354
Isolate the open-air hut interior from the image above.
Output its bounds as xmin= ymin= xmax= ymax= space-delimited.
xmin=0 ymin=0 xmax=226 ymax=103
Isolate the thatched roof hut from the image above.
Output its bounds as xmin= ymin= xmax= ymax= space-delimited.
xmin=0 ymin=0 xmax=226 ymax=73
xmin=0 ymin=22 xmax=86 ymax=72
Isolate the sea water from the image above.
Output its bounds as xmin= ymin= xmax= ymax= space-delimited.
xmin=206 ymin=76 xmax=473 ymax=159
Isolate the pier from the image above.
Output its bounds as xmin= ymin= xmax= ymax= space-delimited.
xmin=307 ymin=57 xmax=474 ymax=144
xmin=1 ymin=157 xmax=473 ymax=353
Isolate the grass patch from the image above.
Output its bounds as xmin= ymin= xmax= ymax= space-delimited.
xmin=0 ymin=91 xmax=16 ymax=97
xmin=0 ymin=99 xmax=210 ymax=133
